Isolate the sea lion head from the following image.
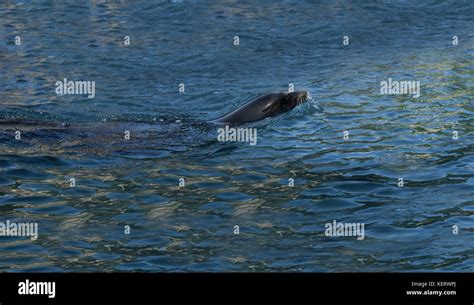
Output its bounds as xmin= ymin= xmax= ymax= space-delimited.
xmin=216 ymin=90 xmax=310 ymax=124
xmin=266 ymin=90 xmax=309 ymax=115
xmin=287 ymin=90 xmax=309 ymax=107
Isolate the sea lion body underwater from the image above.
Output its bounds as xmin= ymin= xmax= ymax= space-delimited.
xmin=215 ymin=91 xmax=309 ymax=124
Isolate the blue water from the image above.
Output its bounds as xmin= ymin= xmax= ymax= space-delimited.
xmin=0 ymin=1 xmax=473 ymax=272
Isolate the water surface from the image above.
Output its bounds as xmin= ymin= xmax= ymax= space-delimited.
xmin=0 ymin=1 xmax=473 ymax=272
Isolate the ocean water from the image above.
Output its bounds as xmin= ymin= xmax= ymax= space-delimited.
xmin=0 ymin=1 xmax=473 ymax=272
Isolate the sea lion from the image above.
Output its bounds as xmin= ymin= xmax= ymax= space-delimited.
xmin=215 ymin=91 xmax=309 ymax=124
xmin=0 ymin=91 xmax=310 ymax=154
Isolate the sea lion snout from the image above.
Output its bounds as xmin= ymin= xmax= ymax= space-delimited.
xmin=287 ymin=90 xmax=309 ymax=104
